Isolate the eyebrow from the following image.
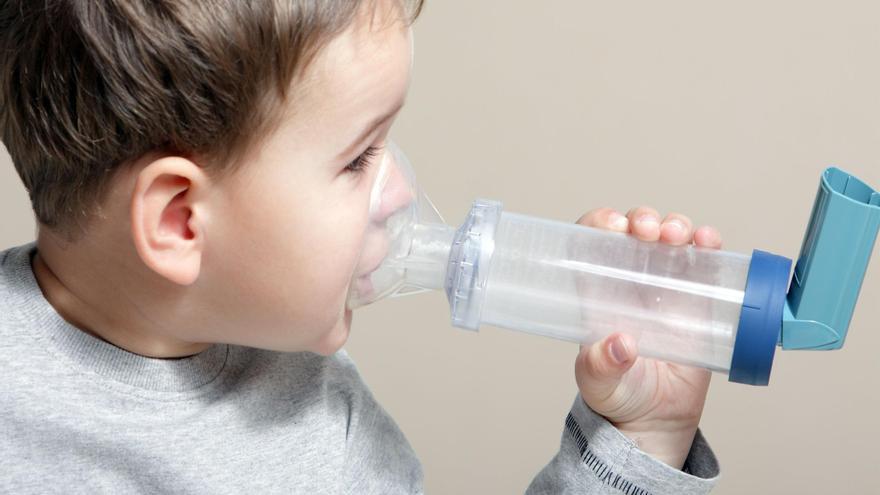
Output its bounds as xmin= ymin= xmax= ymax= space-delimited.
xmin=337 ymin=101 xmax=405 ymax=161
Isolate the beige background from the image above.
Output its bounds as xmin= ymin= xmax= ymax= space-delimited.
xmin=2 ymin=0 xmax=879 ymax=493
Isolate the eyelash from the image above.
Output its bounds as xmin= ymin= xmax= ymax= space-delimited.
xmin=344 ymin=145 xmax=382 ymax=175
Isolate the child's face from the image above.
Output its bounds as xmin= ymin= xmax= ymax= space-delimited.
xmin=197 ymin=8 xmax=414 ymax=355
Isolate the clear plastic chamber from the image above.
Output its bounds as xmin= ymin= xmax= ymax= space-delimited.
xmin=478 ymin=211 xmax=751 ymax=372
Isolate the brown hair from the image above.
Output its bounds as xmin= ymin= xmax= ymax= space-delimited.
xmin=0 ymin=0 xmax=423 ymax=236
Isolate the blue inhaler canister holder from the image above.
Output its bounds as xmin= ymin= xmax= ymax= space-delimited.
xmin=728 ymin=167 xmax=880 ymax=385
xmin=729 ymin=250 xmax=792 ymax=385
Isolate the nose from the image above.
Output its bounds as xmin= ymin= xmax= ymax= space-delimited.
xmin=373 ymin=150 xmax=415 ymax=223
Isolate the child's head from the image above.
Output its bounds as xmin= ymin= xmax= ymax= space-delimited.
xmin=0 ymin=0 xmax=423 ymax=356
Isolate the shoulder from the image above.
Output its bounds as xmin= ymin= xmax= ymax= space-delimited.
xmin=0 ymin=243 xmax=26 ymax=296
xmin=0 ymin=242 xmax=36 ymax=289
xmin=0 ymin=242 xmax=38 ymax=329
xmin=257 ymin=349 xmax=423 ymax=488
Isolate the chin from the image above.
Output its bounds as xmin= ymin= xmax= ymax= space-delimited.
xmin=311 ymin=308 xmax=353 ymax=356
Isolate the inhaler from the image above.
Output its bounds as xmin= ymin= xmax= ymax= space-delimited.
xmin=349 ymin=142 xmax=880 ymax=386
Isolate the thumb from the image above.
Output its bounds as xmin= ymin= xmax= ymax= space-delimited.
xmin=576 ymin=333 xmax=639 ymax=408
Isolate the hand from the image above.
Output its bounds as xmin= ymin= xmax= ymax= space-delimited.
xmin=573 ymin=206 xmax=723 ymax=470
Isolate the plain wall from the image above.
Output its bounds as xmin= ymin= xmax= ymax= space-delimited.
xmin=2 ymin=1 xmax=879 ymax=493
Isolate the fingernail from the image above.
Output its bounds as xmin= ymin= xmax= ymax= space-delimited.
xmin=609 ymin=338 xmax=629 ymax=365
xmin=636 ymin=215 xmax=659 ymax=228
xmin=666 ymin=219 xmax=686 ymax=234
xmin=610 ymin=212 xmax=629 ymax=230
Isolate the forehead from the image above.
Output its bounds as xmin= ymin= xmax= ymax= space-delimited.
xmin=282 ymin=5 xmax=413 ymax=137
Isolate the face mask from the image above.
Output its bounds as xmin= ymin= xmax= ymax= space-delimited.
xmin=347 ymin=141 xmax=450 ymax=310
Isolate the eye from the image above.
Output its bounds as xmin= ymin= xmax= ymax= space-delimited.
xmin=344 ymin=145 xmax=383 ymax=175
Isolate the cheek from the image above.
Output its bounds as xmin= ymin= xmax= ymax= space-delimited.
xmin=244 ymin=189 xmax=369 ymax=326
xmin=269 ymin=214 xmax=365 ymax=314
xmin=206 ymin=161 xmax=374 ymax=349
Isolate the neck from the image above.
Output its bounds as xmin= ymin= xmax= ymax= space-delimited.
xmin=33 ymin=232 xmax=211 ymax=358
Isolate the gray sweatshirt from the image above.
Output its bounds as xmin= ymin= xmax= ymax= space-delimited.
xmin=0 ymin=243 xmax=720 ymax=494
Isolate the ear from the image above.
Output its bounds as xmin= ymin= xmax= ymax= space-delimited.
xmin=130 ymin=156 xmax=209 ymax=286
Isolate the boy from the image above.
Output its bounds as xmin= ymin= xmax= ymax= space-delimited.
xmin=0 ymin=0 xmax=721 ymax=492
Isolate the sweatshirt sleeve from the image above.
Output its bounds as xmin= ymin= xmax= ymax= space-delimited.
xmin=526 ymin=395 xmax=720 ymax=495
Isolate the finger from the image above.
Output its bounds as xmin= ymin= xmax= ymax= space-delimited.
xmin=659 ymin=212 xmax=694 ymax=246
xmin=576 ymin=207 xmax=629 ymax=233
xmin=625 ymin=206 xmax=661 ymax=241
xmin=576 ymin=333 xmax=639 ymax=402
xmin=693 ymin=225 xmax=723 ymax=249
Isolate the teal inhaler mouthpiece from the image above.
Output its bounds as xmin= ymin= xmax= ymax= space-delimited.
xmin=781 ymin=167 xmax=880 ymax=350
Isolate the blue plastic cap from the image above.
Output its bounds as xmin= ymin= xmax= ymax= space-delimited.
xmin=781 ymin=167 xmax=880 ymax=350
xmin=729 ymin=250 xmax=793 ymax=386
